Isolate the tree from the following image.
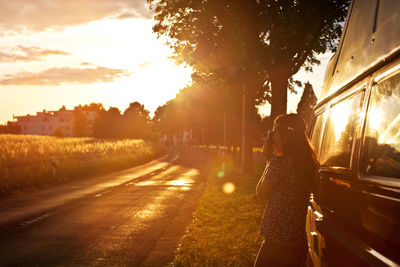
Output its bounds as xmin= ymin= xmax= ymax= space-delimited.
xmin=259 ymin=1 xmax=349 ymax=118
xmin=148 ymin=0 xmax=349 ymax=171
xmin=73 ymin=103 xmax=105 ymax=137
xmin=0 ymin=122 xmax=21 ymax=134
xmin=149 ymin=0 xmax=349 ymax=115
xmin=153 ymin=79 xmax=224 ymax=146
xmin=54 ymin=127 xmax=64 ymax=137
xmin=73 ymin=109 xmax=88 ymax=137
xmin=122 ymin=102 xmax=151 ymax=139
xmin=148 ymin=0 xmax=267 ymax=170
xmin=81 ymin=103 xmax=104 ymax=112
xmin=93 ymin=107 xmax=123 ymax=138
xmin=297 ymin=82 xmax=318 ymax=124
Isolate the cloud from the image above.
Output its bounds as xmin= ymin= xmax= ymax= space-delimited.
xmin=0 ymin=45 xmax=69 ymax=62
xmin=0 ymin=0 xmax=153 ymax=35
xmin=0 ymin=64 xmax=132 ymax=85
xmin=139 ymin=60 xmax=155 ymax=68
xmin=80 ymin=62 xmax=95 ymax=66
xmin=115 ymin=11 xmax=143 ymax=20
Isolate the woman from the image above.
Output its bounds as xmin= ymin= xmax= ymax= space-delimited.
xmin=254 ymin=114 xmax=318 ymax=267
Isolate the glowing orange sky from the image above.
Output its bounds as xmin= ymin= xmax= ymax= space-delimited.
xmin=0 ymin=0 xmax=329 ymax=124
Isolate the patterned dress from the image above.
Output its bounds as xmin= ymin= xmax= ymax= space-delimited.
xmin=259 ymin=156 xmax=312 ymax=247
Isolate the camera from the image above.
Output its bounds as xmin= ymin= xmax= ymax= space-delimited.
xmin=262 ymin=130 xmax=273 ymax=158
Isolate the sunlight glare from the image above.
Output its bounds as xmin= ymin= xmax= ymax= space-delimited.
xmin=135 ymin=181 xmax=160 ymax=186
xmin=166 ymin=169 xmax=198 ymax=191
xmin=0 ymin=18 xmax=193 ymax=123
xmin=330 ymin=101 xmax=351 ymax=141
xmin=380 ymin=114 xmax=400 ymax=144
xmin=368 ymin=105 xmax=383 ymax=132
xmin=167 ymin=178 xmax=194 ymax=186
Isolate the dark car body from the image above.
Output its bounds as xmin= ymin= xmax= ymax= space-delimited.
xmin=307 ymin=0 xmax=400 ymax=266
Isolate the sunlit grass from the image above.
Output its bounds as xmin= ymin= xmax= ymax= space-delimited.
xmin=170 ymin=155 xmax=265 ymax=266
xmin=0 ymin=134 xmax=163 ymax=196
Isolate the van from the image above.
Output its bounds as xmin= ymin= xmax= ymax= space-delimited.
xmin=306 ymin=0 xmax=400 ymax=266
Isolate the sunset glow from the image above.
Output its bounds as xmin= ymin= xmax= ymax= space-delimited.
xmin=0 ymin=0 xmax=328 ymax=124
xmin=0 ymin=3 xmax=192 ymax=123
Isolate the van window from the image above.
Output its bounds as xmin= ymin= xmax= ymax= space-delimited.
xmin=319 ymin=93 xmax=363 ymax=168
xmin=361 ymin=73 xmax=400 ymax=178
xmin=310 ymin=111 xmax=326 ymax=157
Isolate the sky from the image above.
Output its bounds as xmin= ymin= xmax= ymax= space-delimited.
xmin=0 ymin=0 xmax=331 ymax=124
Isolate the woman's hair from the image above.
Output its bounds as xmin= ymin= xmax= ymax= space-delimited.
xmin=274 ymin=114 xmax=319 ymax=179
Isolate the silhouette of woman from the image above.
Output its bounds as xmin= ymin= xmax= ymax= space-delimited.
xmin=254 ymin=114 xmax=318 ymax=267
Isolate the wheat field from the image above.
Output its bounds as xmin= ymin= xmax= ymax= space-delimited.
xmin=0 ymin=134 xmax=162 ymax=196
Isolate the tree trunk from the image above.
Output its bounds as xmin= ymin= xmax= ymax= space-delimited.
xmin=270 ymin=77 xmax=289 ymax=120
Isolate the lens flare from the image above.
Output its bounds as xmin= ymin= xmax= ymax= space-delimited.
xmin=222 ymin=182 xmax=235 ymax=194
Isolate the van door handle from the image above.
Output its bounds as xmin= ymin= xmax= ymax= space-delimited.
xmin=312 ymin=210 xmax=324 ymax=230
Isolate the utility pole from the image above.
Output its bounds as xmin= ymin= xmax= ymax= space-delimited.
xmin=242 ymin=84 xmax=246 ymax=170
xmin=201 ymin=127 xmax=205 ymax=146
xmin=222 ymin=108 xmax=226 ymax=174
xmin=223 ymin=109 xmax=226 ymax=149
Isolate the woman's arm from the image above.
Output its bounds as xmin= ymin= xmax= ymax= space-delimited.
xmin=256 ymin=163 xmax=274 ymax=204
xmin=257 ymin=133 xmax=275 ymax=203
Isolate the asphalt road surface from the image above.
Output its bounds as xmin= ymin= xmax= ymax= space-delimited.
xmin=0 ymin=150 xmax=207 ymax=266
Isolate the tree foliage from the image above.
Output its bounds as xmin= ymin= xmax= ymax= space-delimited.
xmin=0 ymin=122 xmax=21 ymax=134
xmin=153 ymin=76 xmax=264 ymax=148
xmin=93 ymin=107 xmax=123 ymax=138
xmin=74 ymin=103 xmax=105 ymax=137
xmin=79 ymin=102 xmax=152 ymax=139
xmin=148 ymin=0 xmax=349 ymax=118
xmin=54 ymin=127 xmax=64 ymax=137
xmin=73 ymin=110 xmax=88 ymax=137
xmin=148 ymin=0 xmax=349 ymax=170
xmin=122 ymin=102 xmax=151 ymax=138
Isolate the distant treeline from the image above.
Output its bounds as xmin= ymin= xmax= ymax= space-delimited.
xmin=152 ymin=81 xmax=317 ymax=147
xmin=1 ymin=83 xmax=316 ymax=144
xmin=0 ymin=122 xmax=21 ymax=134
xmin=74 ymin=102 xmax=151 ymax=139
xmin=0 ymin=102 xmax=151 ymax=139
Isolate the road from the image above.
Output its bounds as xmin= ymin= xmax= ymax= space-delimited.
xmin=0 ymin=150 xmax=207 ymax=266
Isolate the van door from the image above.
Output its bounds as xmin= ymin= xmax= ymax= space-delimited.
xmin=307 ymin=108 xmax=328 ymax=267
xmin=310 ymin=89 xmax=365 ymax=266
xmin=355 ymin=70 xmax=400 ymax=266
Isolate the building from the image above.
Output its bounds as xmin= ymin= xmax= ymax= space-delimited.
xmin=12 ymin=107 xmax=96 ymax=137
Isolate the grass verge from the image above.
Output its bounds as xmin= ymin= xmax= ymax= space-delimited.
xmin=170 ymin=154 xmax=265 ymax=266
xmin=0 ymin=134 xmax=163 ymax=196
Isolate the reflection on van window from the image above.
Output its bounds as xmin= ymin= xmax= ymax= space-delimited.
xmin=361 ymin=74 xmax=400 ymax=178
xmin=310 ymin=111 xmax=326 ymax=158
xmin=320 ymin=93 xmax=362 ymax=168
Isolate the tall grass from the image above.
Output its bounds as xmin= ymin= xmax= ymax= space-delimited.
xmin=0 ymin=134 xmax=163 ymax=196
